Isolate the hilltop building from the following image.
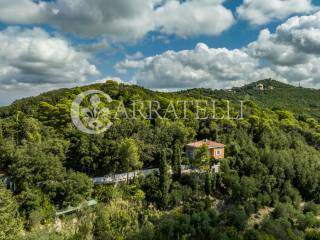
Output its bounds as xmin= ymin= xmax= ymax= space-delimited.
xmin=256 ymin=83 xmax=264 ymax=91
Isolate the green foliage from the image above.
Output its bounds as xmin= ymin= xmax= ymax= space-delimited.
xmin=119 ymin=137 xmax=142 ymax=182
xmin=194 ymin=144 xmax=210 ymax=169
xmin=141 ymin=173 xmax=162 ymax=205
xmin=205 ymin=173 xmax=212 ymax=195
xmin=60 ymin=170 xmax=93 ymax=207
xmin=179 ymin=79 xmax=320 ymax=118
xmin=306 ymin=228 xmax=320 ymax=240
xmin=2 ymin=80 xmax=320 ymax=238
xmin=16 ymin=188 xmax=54 ymax=228
xmin=172 ymin=142 xmax=182 ymax=180
xmin=38 ymin=100 xmax=72 ymax=129
xmin=6 ymin=139 xmax=92 ymax=207
xmin=0 ymin=183 xmax=22 ymax=240
xmin=159 ymin=150 xmax=171 ymax=208
xmin=93 ymin=199 xmax=139 ymax=240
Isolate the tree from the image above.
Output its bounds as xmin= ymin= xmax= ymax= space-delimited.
xmin=9 ymin=141 xmax=93 ymax=207
xmin=119 ymin=138 xmax=142 ymax=183
xmin=9 ymin=142 xmax=66 ymax=192
xmin=0 ymin=123 xmax=3 ymax=144
xmin=37 ymin=99 xmax=72 ymax=129
xmin=194 ymin=144 xmax=210 ymax=170
xmin=93 ymin=199 xmax=139 ymax=240
xmin=159 ymin=149 xmax=171 ymax=208
xmin=172 ymin=142 xmax=182 ymax=180
xmin=141 ymin=173 xmax=161 ymax=205
xmin=16 ymin=188 xmax=54 ymax=229
xmin=226 ymin=206 xmax=248 ymax=231
xmin=0 ymin=183 xmax=22 ymax=240
xmin=60 ymin=171 xmax=94 ymax=207
xmin=71 ymin=208 xmax=94 ymax=240
xmin=205 ymin=173 xmax=212 ymax=195
xmin=66 ymin=132 xmax=102 ymax=175
xmin=305 ymin=228 xmax=320 ymax=240
xmin=235 ymin=176 xmax=259 ymax=202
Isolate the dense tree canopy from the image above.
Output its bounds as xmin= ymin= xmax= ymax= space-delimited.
xmin=1 ymin=80 xmax=320 ymax=239
xmin=0 ymin=183 xmax=22 ymax=240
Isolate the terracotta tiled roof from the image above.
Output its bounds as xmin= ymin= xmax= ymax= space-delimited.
xmin=186 ymin=139 xmax=224 ymax=148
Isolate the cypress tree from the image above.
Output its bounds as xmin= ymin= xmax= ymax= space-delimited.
xmin=0 ymin=123 xmax=3 ymax=144
xmin=159 ymin=149 xmax=171 ymax=208
xmin=172 ymin=142 xmax=182 ymax=180
xmin=205 ymin=172 xmax=212 ymax=195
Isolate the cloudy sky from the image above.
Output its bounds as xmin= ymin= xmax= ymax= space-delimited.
xmin=1 ymin=0 xmax=320 ymax=105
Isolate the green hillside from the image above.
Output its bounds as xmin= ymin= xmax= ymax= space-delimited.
xmin=179 ymin=79 xmax=320 ymax=118
xmin=2 ymin=79 xmax=320 ymax=118
xmin=2 ymin=80 xmax=320 ymax=239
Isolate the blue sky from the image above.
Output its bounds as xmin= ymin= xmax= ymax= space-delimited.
xmin=1 ymin=0 xmax=320 ymax=105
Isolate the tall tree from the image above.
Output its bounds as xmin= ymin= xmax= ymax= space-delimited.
xmin=172 ymin=142 xmax=182 ymax=180
xmin=194 ymin=144 xmax=210 ymax=171
xmin=119 ymin=138 xmax=142 ymax=183
xmin=0 ymin=123 xmax=3 ymax=144
xmin=159 ymin=149 xmax=171 ymax=208
xmin=205 ymin=172 xmax=212 ymax=195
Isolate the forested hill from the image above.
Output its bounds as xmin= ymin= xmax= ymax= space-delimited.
xmin=3 ymin=79 xmax=320 ymax=239
xmin=0 ymin=81 xmax=172 ymax=117
xmin=179 ymin=79 xmax=320 ymax=118
xmin=2 ymin=79 xmax=320 ymax=118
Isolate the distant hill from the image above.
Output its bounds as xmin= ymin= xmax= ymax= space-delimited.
xmin=178 ymin=79 xmax=320 ymax=118
xmin=1 ymin=79 xmax=320 ymax=118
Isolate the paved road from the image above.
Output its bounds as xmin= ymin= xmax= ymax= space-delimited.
xmin=92 ymin=164 xmax=220 ymax=184
xmin=93 ymin=168 xmax=160 ymax=184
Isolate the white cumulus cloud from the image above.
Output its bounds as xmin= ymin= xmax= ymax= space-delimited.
xmin=0 ymin=0 xmax=234 ymax=41
xmin=116 ymin=11 xmax=320 ymax=89
xmin=275 ymin=11 xmax=320 ymax=54
xmin=246 ymin=11 xmax=320 ymax=86
xmin=237 ymin=0 xmax=315 ymax=25
xmin=247 ymin=29 xmax=310 ymax=66
xmin=0 ymin=27 xmax=99 ymax=89
xmin=116 ymin=43 xmax=280 ymax=89
xmin=247 ymin=12 xmax=320 ymax=59
xmin=0 ymin=0 xmax=52 ymax=24
xmin=155 ymin=0 xmax=234 ymax=37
